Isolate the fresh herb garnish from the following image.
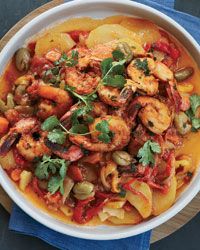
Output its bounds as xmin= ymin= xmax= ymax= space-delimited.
xmin=95 ymin=120 xmax=114 ymax=143
xmin=54 ymin=50 xmax=79 ymax=67
xmin=185 ymin=94 xmax=200 ymax=131
xmin=137 ymin=140 xmax=161 ymax=166
xmin=134 ymin=58 xmax=150 ymax=76
xmin=35 ymin=155 xmax=69 ymax=194
xmin=41 ymin=115 xmax=59 ymax=131
xmin=47 ymin=129 xmax=66 ymax=144
xmin=100 ymin=50 xmax=126 ymax=89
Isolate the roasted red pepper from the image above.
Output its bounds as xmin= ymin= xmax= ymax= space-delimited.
xmin=68 ymin=30 xmax=89 ymax=43
xmin=30 ymin=56 xmax=53 ymax=77
xmin=67 ymin=164 xmax=84 ymax=182
xmin=13 ymin=148 xmax=30 ymax=168
xmin=32 ymin=177 xmax=46 ymax=197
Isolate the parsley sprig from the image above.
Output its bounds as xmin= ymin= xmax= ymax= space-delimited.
xmin=35 ymin=155 xmax=69 ymax=195
xmin=137 ymin=140 xmax=161 ymax=166
xmin=54 ymin=50 xmax=79 ymax=67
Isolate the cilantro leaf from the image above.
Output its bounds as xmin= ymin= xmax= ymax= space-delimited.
xmin=134 ymin=58 xmax=150 ymax=76
xmin=137 ymin=140 xmax=161 ymax=166
xmin=47 ymin=129 xmax=66 ymax=144
xmin=41 ymin=116 xmax=59 ymax=131
xmin=98 ymin=133 xmax=111 ymax=143
xmin=112 ymin=49 xmax=125 ymax=61
xmin=191 ymin=118 xmax=200 ymax=130
xmin=103 ymin=75 xmax=126 ymax=89
xmin=69 ymin=124 xmax=89 ymax=134
xmin=35 ymin=155 xmax=67 ymax=180
xmin=35 ymin=155 xmax=57 ymax=179
xmin=101 ymin=58 xmax=113 ymax=77
xmin=190 ymin=94 xmax=200 ymax=114
xmin=95 ymin=120 xmax=114 ymax=143
xmin=96 ymin=120 xmax=110 ymax=134
xmin=48 ymin=176 xmax=64 ymax=194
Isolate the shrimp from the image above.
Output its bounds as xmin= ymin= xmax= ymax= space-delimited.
xmin=65 ymin=67 xmax=100 ymax=95
xmin=16 ymin=132 xmax=50 ymax=161
xmin=0 ymin=118 xmax=51 ymax=160
xmin=69 ymin=115 xmax=130 ymax=152
xmin=128 ymin=96 xmax=172 ymax=134
xmin=60 ymin=101 xmax=108 ymax=128
xmin=27 ymin=84 xmax=73 ymax=119
xmin=97 ymin=85 xmax=132 ymax=107
xmin=126 ymin=58 xmax=174 ymax=96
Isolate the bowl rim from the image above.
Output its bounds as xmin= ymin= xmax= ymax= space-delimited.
xmin=0 ymin=0 xmax=200 ymax=240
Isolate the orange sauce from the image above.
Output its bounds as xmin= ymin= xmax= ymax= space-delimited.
xmin=0 ymin=16 xmax=200 ymax=226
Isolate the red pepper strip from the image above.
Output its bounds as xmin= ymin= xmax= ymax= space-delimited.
xmin=143 ymin=43 xmax=151 ymax=52
xmin=152 ymin=41 xmax=180 ymax=61
xmin=13 ymin=148 xmax=29 ymax=168
xmin=123 ymin=201 xmax=134 ymax=212
xmin=73 ymin=196 xmax=110 ymax=224
xmin=85 ymin=198 xmax=109 ymax=222
xmin=147 ymin=181 xmax=169 ymax=194
xmin=68 ymin=31 xmax=89 ymax=43
xmin=123 ymin=179 xmax=149 ymax=202
xmin=95 ymin=191 xmax=114 ymax=199
xmin=32 ymin=177 xmax=46 ymax=197
xmin=165 ymin=151 xmax=174 ymax=177
xmin=27 ymin=41 xmax=36 ymax=57
xmin=30 ymin=56 xmax=53 ymax=77
xmin=67 ymin=164 xmax=84 ymax=182
xmin=166 ymin=84 xmax=182 ymax=113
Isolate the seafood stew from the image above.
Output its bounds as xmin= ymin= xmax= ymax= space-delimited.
xmin=0 ymin=16 xmax=200 ymax=226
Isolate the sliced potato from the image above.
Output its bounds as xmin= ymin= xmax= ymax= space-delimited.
xmin=152 ymin=176 xmax=177 ymax=216
xmin=35 ymin=32 xmax=75 ymax=56
xmin=126 ymin=180 xmax=152 ymax=218
xmin=120 ymin=17 xmax=161 ymax=44
xmin=86 ymin=24 xmax=141 ymax=48
xmin=46 ymin=16 xmax=125 ymax=34
xmin=0 ymin=150 xmax=15 ymax=170
xmin=103 ymin=207 xmax=125 ymax=219
xmin=19 ymin=170 xmax=32 ymax=191
xmin=107 ymin=208 xmax=142 ymax=225
xmin=60 ymin=205 xmax=73 ymax=217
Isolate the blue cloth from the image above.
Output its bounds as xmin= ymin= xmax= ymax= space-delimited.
xmin=9 ymin=1 xmax=200 ymax=250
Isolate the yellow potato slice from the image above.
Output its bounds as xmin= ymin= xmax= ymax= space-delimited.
xmin=152 ymin=176 xmax=177 ymax=216
xmin=19 ymin=170 xmax=32 ymax=191
xmin=35 ymin=32 xmax=75 ymax=56
xmin=120 ymin=17 xmax=161 ymax=44
xmin=107 ymin=208 xmax=142 ymax=225
xmin=0 ymin=150 xmax=15 ymax=170
xmin=126 ymin=180 xmax=152 ymax=218
xmin=46 ymin=16 xmax=125 ymax=34
xmin=86 ymin=24 xmax=141 ymax=48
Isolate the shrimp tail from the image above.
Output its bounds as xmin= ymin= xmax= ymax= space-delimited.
xmin=0 ymin=133 xmax=20 ymax=155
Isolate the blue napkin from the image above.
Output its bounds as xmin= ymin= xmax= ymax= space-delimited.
xmin=9 ymin=1 xmax=200 ymax=250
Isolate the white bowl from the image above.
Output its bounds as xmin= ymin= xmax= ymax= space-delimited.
xmin=0 ymin=0 xmax=200 ymax=241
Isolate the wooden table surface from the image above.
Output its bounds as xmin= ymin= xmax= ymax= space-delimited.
xmin=0 ymin=1 xmax=200 ymax=250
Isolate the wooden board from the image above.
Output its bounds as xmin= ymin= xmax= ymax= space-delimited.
xmin=0 ymin=0 xmax=199 ymax=244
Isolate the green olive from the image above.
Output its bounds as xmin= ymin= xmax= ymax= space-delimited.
xmin=73 ymin=181 xmax=94 ymax=195
xmin=116 ymin=42 xmax=133 ymax=63
xmin=74 ymin=191 xmax=95 ymax=200
xmin=112 ymin=151 xmax=132 ymax=166
xmin=174 ymin=112 xmax=191 ymax=135
xmin=15 ymin=48 xmax=30 ymax=72
xmin=6 ymin=93 xmax=15 ymax=109
xmin=174 ymin=67 xmax=194 ymax=82
xmin=0 ymin=99 xmax=8 ymax=112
